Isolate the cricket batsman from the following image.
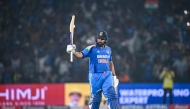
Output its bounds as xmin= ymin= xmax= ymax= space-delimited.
xmin=66 ymin=30 xmax=119 ymax=109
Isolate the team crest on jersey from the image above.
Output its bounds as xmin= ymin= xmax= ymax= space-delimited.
xmin=99 ymin=32 xmax=103 ymax=36
xmin=106 ymin=50 xmax=109 ymax=54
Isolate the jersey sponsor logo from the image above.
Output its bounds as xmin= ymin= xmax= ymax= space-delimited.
xmin=97 ymin=55 xmax=110 ymax=58
xmin=98 ymin=59 xmax=108 ymax=63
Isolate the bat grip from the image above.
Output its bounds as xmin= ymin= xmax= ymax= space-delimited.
xmin=70 ymin=32 xmax=73 ymax=62
xmin=70 ymin=51 xmax=73 ymax=62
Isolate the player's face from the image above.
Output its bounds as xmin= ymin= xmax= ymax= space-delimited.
xmin=97 ymin=38 xmax=106 ymax=47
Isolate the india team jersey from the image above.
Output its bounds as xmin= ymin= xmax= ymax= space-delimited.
xmin=81 ymin=44 xmax=112 ymax=73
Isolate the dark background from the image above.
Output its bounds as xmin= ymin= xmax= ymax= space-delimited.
xmin=0 ymin=0 xmax=190 ymax=84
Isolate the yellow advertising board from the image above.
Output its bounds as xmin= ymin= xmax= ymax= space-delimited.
xmin=65 ymin=83 xmax=106 ymax=107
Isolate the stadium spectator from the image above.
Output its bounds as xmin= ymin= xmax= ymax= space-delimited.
xmin=118 ymin=71 xmax=130 ymax=83
xmin=159 ymin=65 xmax=175 ymax=104
xmin=172 ymin=56 xmax=188 ymax=79
xmin=13 ymin=68 xmax=22 ymax=83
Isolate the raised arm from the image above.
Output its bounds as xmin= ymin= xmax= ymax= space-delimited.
xmin=73 ymin=51 xmax=83 ymax=59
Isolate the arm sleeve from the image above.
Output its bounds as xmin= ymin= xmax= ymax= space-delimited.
xmin=81 ymin=45 xmax=94 ymax=58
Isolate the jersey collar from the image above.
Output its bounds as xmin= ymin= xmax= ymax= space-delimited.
xmin=96 ymin=44 xmax=106 ymax=49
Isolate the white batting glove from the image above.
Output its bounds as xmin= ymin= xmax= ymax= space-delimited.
xmin=113 ymin=76 xmax=119 ymax=88
xmin=66 ymin=44 xmax=76 ymax=53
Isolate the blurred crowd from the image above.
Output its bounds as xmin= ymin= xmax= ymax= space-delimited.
xmin=0 ymin=0 xmax=190 ymax=84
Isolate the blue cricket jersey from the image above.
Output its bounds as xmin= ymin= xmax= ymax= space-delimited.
xmin=81 ymin=44 xmax=112 ymax=73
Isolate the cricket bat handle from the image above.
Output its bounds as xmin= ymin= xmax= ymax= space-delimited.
xmin=70 ymin=51 xmax=73 ymax=62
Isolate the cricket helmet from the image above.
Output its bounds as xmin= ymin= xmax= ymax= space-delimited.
xmin=95 ymin=30 xmax=109 ymax=44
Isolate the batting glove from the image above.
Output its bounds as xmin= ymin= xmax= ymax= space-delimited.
xmin=113 ymin=76 xmax=119 ymax=88
xmin=66 ymin=44 xmax=76 ymax=53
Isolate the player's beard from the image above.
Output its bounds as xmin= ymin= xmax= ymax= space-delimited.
xmin=97 ymin=42 xmax=104 ymax=47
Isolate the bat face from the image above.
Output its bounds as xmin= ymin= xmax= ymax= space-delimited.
xmin=70 ymin=32 xmax=73 ymax=45
xmin=70 ymin=15 xmax=75 ymax=45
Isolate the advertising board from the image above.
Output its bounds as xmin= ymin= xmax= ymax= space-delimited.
xmin=118 ymin=83 xmax=190 ymax=105
xmin=64 ymin=83 xmax=106 ymax=107
xmin=0 ymin=84 xmax=65 ymax=106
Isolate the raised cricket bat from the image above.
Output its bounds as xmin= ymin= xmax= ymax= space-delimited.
xmin=70 ymin=15 xmax=75 ymax=62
